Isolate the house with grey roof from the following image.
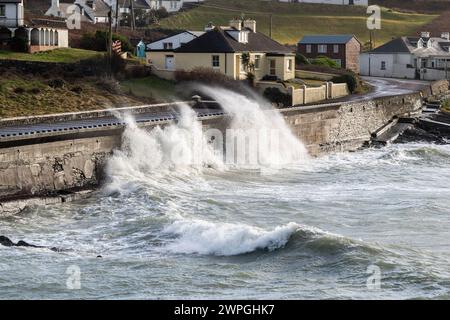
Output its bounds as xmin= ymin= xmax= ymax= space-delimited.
xmin=298 ymin=34 xmax=361 ymax=73
xmin=146 ymin=20 xmax=295 ymax=82
xmin=46 ymin=0 xmax=110 ymax=24
xmin=146 ymin=30 xmax=204 ymax=51
xmin=360 ymin=32 xmax=450 ymax=80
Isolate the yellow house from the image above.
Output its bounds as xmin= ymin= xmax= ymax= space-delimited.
xmin=146 ymin=20 xmax=295 ymax=81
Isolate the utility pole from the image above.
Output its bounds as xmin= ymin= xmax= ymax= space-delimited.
xmin=115 ymin=0 xmax=120 ymax=32
xmin=130 ymin=0 xmax=135 ymax=30
xmin=269 ymin=14 xmax=273 ymax=39
xmin=108 ymin=7 xmax=113 ymax=78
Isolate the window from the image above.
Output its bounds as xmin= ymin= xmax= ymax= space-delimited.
xmin=287 ymin=59 xmax=293 ymax=72
xmin=269 ymin=59 xmax=276 ymax=75
xmin=381 ymin=61 xmax=386 ymax=70
xmin=163 ymin=42 xmax=173 ymax=50
xmin=0 ymin=5 xmax=5 ymax=17
xmin=254 ymin=55 xmax=261 ymax=69
xmin=212 ymin=55 xmax=220 ymax=68
xmin=318 ymin=45 xmax=327 ymax=53
xmin=306 ymin=44 xmax=312 ymax=53
xmin=333 ymin=45 xmax=339 ymax=53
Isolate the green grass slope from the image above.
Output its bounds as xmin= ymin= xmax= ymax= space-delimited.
xmin=156 ymin=0 xmax=437 ymax=46
xmin=0 ymin=48 xmax=103 ymax=63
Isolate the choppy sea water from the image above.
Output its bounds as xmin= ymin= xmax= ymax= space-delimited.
xmin=1 ymin=90 xmax=450 ymax=300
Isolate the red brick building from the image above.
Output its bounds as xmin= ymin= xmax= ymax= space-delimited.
xmin=297 ymin=35 xmax=361 ymax=73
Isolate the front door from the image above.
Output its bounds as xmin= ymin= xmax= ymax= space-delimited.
xmin=269 ymin=59 xmax=276 ymax=76
xmin=165 ymin=55 xmax=175 ymax=70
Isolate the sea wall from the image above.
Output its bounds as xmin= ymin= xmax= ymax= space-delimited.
xmin=0 ymin=93 xmax=422 ymax=212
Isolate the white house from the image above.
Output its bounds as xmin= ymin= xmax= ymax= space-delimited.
xmin=360 ymin=32 xmax=450 ymax=81
xmin=0 ymin=0 xmax=24 ymax=28
xmin=278 ymin=0 xmax=368 ymax=6
xmin=146 ymin=30 xmax=204 ymax=51
xmin=1 ymin=0 xmax=69 ymax=53
xmin=46 ymin=0 xmax=110 ymax=24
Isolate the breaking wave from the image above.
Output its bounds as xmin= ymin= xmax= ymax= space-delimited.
xmin=160 ymin=219 xmax=381 ymax=257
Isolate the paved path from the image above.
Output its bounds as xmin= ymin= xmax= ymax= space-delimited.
xmin=0 ymin=77 xmax=431 ymax=139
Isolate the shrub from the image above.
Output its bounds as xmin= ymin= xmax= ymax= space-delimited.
xmin=295 ymin=53 xmax=310 ymax=65
xmin=311 ymin=56 xmax=340 ymax=68
xmin=332 ymin=73 xmax=358 ymax=93
xmin=47 ymin=79 xmax=66 ymax=89
xmin=80 ymin=31 xmax=133 ymax=53
xmin=13 ymin=87 xmax=25 ymax=94
xmin=124 ymin=65 xmax=152 ymax=79
xmin=156 ymin=7 xmax=169 ymax=19
xmin=175 ymin=67 xmax=240 ymax=89
xmin=96 ymin=77 xmax=121 ymax=94
xmin=10 ymin=36 xmax=28 ymax=53
xmin=263 ymin=87 xmax=292 ymax=107
xmin=28 ymin=88 xmax=41 ymax=94
xmin=246 ymin=72 xmax=255 ymax=87
xmin=71 ymin=86 xmax=83 ymax=94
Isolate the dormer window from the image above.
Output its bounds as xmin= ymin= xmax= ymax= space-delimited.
xmin=239 ymin=31 xmax=249 ymax=44
xmin=227 ymin=30 xmax=249 ymax=44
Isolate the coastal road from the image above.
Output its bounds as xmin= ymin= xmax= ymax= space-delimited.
xmin=0 ymin=77 xmax=431 ymax=139
xmin=348 ymin=76 xmax=431 ymax=102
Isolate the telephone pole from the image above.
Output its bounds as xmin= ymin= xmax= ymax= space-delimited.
xmin=108 ymin=7 xmax=113 ymax=77
xmin=269 ymin=14 xmax=273 ymax=39
xmin=130 ymin=0 xmax=135 ymax=30
xmin=115 ymin=0 xmax=120 ymax=32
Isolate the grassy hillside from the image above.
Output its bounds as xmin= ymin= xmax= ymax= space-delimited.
xmin=155 ymin=0 xmax=437 ymax=46
xmin=0 ymin=48 xmax=102 ymax=63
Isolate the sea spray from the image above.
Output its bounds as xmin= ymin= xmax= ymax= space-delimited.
xmin=200 ymin=86 xmax=310 ymax=168
xmin=105 ymin=104 xmax=223 ymax=194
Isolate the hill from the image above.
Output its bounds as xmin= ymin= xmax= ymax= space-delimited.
xmin=372 ymin=0 xmax=450 ymax=14
xmin=155 ymin=0 xmax=437 ymax=46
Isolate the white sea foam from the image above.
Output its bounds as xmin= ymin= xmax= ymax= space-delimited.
xmin=162 ymin=220 xmax=301 ymax=256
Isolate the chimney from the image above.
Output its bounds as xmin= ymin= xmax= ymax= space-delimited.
xmin=229 ymin=19 xmax=242 ymax=31
xmin=204 ymin=22 xmax=215 ymax=32
xmin=420 ymin=31 xmax=430 ymax=38
xmin=52 ymin=0 xmax=60 ymax=8
xmin=441 ymin=32 xmax=450 ymax=40
xmin=243 ymin=19 xmax=256 ymax=33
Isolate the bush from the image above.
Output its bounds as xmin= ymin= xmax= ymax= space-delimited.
xmin=332 ymin=73 xmax=358 ymax=93
xmin=124 ymin=65 xmax=152 ymax=79
xmin=295 ymin=53 xmax=310 ymax=65
xmin=96 ymin=77 xmax=121 ymax=94
xmin=175 ymin=67 xmax=241 ymax=89
xmin=10 ymin=36 xmax=28 ymax=53
xmin=47 ymin=79 xmax=66 ymax=89
xmin=263 ymin=87 xmax=292 ymax=107
xmin=13 ymin=87 xmax=25 ymax=94
xmin=311 ymin=56 xmax=340 ymax=68
xmin=156 ymin=7 xmax=169 ymax=19
xmin=28 ymin=88 xmax=41 ymax=94
xmin=80 ymin=31 xmax=133 ymax=53
xmin=70 ymin=86 xmax=83 ymax=94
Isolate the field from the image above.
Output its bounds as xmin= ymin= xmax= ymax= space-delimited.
xmin=120 ymin=76 xmax=176 ymax=101
xmin=0 ymin=48 xmax=102 ymax=63
xmin=155 ymin=0 xmax=437 ymax=46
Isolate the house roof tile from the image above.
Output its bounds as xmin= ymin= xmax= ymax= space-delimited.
xmin=176 ymin=28 xmax=292 ymax=54
xmin=299 ymin=35 xmax=357 ymax=44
